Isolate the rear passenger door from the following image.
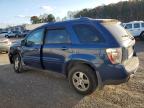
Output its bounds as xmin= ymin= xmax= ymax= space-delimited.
xmin=42 ymin=27 xmax=72 ymax=72
xmin=133 ymin=23 xmax=141 ymax=36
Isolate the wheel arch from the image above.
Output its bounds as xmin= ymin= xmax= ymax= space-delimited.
xmin=9 ymin=48 xmax=21 ymax=64
xmin=140 ymin=31 xmax=144 ymax=35
xmin=64 ymin=60 xmax=95 ymax=76
xmin=63 ymin=59 xmax=103 ymax=89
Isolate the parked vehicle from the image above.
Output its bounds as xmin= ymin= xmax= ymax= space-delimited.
xmin=9 ymin=18 xmax=139 ymax=95
xmin=0 ymin=37 xmax=11 ymax=53
xmin=123 ymin=21 xmax=144 ymax=40
xmin=0 ymin=32 xmax=8 ymax=37
xmin=5 ymin=31 xmax=22 ymax=38
xmin=21 ymin=30 xmax=30 ymax=37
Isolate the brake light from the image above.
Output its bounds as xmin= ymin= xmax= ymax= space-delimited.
xmin=106 ymin=48 xmax=122 ymax=64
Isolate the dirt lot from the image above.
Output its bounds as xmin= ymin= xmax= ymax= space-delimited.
xmin=0 ymin=41 xmax=144 ymax=108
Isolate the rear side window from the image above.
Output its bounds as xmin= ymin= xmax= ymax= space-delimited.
xmin=141 ymin=23 xmax=144 ymax=28
xmin=125 ymin=24 xmax=132 ymax=29
xmin=45 ymin=29 xmax=71 ymax=44
xmin=73 ymin=24 xmax=103 ymax=43
xmin=134 ymin=23 xmax=140 ymax=28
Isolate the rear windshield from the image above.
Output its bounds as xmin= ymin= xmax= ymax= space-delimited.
xmin=101 ymin=22 xmax=132 ymax=41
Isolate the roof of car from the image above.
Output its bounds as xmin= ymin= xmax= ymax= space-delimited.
xmin=39 ymin=17 xmax=119 ymax=28
xmin=123 ymin=21 xmax=144 ymax=24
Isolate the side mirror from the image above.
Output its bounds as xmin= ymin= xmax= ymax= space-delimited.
xmin=21 ymin=40 xmax=26 ymax=46
xmin=26 ymin=41 xmax=34 ymax=46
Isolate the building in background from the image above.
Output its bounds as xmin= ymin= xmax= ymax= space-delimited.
xmin=24 ymin=23 xmax=46 ymax=31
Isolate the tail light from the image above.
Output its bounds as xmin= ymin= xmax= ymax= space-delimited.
xmin=106 ymin=48 xmax=122 ymax=64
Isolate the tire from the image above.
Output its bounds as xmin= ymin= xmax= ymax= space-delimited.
xmin=13 ymin=54 xmax=24 ymax=73
xmin=140 ymin=32 xmax=144 ymax=41
xmin=68 ymin=64 xmax=98 ymax=95
xmin=15 ymin=35 xmax=19 ymax=38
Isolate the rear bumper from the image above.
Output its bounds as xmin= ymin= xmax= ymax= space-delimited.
xmin=97 ymin=56 xmax=139 ymax=86
xmin=0 ymin=45 xmax=10 ymax=52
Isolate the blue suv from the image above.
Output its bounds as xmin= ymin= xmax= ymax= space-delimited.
xmin=9 ymin=18 xmax=139 ymax=95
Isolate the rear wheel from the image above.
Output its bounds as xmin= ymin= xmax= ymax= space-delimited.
xmin=68 ymin=64 xmax=98 ymax=95
xmin=13 ymin=54 xmax=24 ymax=73
xmin=140 ymin=32 xmax=144 ymax=41
xmin=15 ymin=35 xmax=19 ymax=38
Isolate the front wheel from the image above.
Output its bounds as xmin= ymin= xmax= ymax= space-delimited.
xmin=13 ymin=54 xmax=24 ymax=73
xmin=140 ymin=32 xmax=144 ymax=41
xmin=68 ymin=64 xmax=98 ymax=95
xmin=5 ymin=35 xmax=8 ymax=38
xmin=15 ymin=35 xmax=19 ymax=38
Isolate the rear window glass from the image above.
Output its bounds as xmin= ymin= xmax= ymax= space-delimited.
xmin=73 ymin=24 xmax=103 ymax=43
xmin=141 ymin=23 xmax=144 ymax=27
xmin=102 ymin=22 xmax=132 ymax=41
xmin=134 ymin=23 xmax=140 ymax=28
xmin=45 ymin=29 xmax=71 ymax=44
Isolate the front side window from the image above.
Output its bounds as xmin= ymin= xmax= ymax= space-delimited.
xmin=26 ymin=29 xmax=44 ymax=46
xmin=125 ymin=24 xmax=132 ymax=29
xmin=141 ymin=23 xmax=144 ymax=28
xmin=134 ymin=23 xmax=140 ymax=28
xmin=45 ymin=29 xmax=71 ymax=44
xmin=73 ymin=24 xmax=103 ymax=43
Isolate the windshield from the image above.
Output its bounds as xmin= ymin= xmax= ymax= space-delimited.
xmin=102 ymin=22 xmax=133 ymax=41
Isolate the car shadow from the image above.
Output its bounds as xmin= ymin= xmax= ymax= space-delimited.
xmin=0 ymin=64 xmax=84 ymax=108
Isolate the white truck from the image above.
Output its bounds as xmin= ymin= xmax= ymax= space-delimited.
xmin=123 ymin=21 xmax=144 ymax=40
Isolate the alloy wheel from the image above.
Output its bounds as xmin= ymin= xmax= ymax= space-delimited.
xmin=14 ymin=57 xmax=19 ymax=70
xmin=72 ymin=71 xmax=90 ymax=92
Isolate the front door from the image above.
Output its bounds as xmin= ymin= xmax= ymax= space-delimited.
xmin=42 ymin=27 xmax=72 ymax=72
xmin=21 ymin=28 xmax=44 ymax=69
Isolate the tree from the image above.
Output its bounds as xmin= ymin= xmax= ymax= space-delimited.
xmin=30 ymin=16 xmax=41 ymax=24
xmin=30 ymin=14 xmax=56 ymax=24
xmin=73 ymin=0 xmax=144 ymax=22
xmin=44 ymin=14 xmax=55 ymax=22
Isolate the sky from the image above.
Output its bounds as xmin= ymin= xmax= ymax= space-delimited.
xmin=0 ymin=0 xmax=128 ymax=28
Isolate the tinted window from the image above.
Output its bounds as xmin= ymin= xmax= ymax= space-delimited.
xmin=141 ymin=23 xmax=144 ymax=27
xmin=125 ymin=24 xmax=132 ymax=29
xmin=73 ymin=24 xmax=102 ymax=43
xmin=45 ymin=29 xmax=70 ymax=44
xmin=26 ymin=29 xmax=43 ymax=45
xmin=102 ymin=22 xmax=133 ymax=41
xmin=134 ymin=23 xmax=140 ymax=28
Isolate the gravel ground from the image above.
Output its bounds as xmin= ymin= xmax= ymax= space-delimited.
xmin=0 ymin=41 xmax=144 ymax=108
